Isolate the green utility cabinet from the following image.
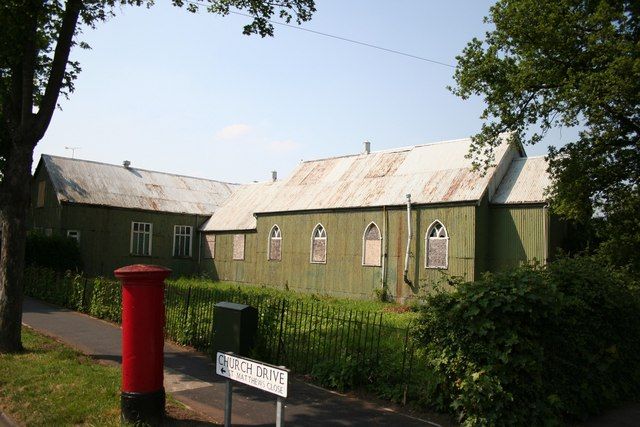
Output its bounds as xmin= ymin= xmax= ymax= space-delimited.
xmin=211 ymin=302 xmax=258 ymax=356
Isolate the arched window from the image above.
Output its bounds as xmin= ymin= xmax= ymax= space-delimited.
xmin=362 ymin=222 xmax=382 ymax=266
xmin=310 ymin=223 xmax=327 ymax=263
xmin=425 ymin=220 xmax=449 ymax=269
xmin=268 ymin=225 xmax=282 ymax=261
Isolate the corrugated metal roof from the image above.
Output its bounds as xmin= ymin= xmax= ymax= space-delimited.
xmin=203 ymin=136 xmax=520 ymax=231
xmin=491 ymin=156 xmax=550 ymax=204
xmin=200 ymin=181 xmax=282 ymax=231
xmin=41 ymin=155 xmax=239 ymax=215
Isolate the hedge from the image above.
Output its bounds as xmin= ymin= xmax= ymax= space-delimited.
xmin=413 ymin=256 xmax=640 ymax=426
xmin=25 ymin=233 xmax=83 ymax=272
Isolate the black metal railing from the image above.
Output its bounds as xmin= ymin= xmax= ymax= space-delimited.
xmin=24 ymin=266 xmax=420 ymax=402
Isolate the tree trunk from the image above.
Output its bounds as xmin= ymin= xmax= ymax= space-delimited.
xmin=0 ymin=138 xmax=35 ymax=353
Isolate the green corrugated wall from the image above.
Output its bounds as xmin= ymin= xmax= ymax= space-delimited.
xmin=488 ymin=205 xmax=547 ymax=270
xmin=29 ymin=166 xmax=63 ymax=231
xmin=202 ymin=204 xmax=478 ymax=301
xmin=60 ymin=205 xmax=204 ymax=277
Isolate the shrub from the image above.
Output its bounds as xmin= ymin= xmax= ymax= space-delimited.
xmin=25 ymin=233 xmax=83 ymax=272
xmin=413 ymin=256 xmax=640 ymax=426
xmin=89 ymin=277 xmax=121 ymax=323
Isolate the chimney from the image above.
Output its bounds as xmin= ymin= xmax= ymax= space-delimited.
xmin=271 ymin=170 xmax=277 ymax=182
xmin=123 ymin=160 xmax=131 ymax=169
xmin=363 ymin=140 xmax=371 ymax=154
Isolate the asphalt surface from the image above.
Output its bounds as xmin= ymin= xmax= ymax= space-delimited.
xmin=21 ymin=297 xmax=452 ymax=427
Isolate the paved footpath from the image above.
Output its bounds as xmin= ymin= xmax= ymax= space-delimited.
xmin=22 ymin=297 xmax=452 ymax=427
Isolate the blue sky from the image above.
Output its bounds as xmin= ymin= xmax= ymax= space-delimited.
xmin=35 ymin=0 xmax=578 ymax=183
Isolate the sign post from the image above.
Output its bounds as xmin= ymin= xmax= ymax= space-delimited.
xmin=224 ymin=379 xmax=232 ymax=427
xmin=276 ymin=396 xmax=284 ymax=426
xmin=216 ymin=352 xmax=289 ymax=426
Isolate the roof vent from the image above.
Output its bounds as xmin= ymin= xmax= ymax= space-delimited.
xmin=271 ymin=170 xmax=277 ymax=182
xmin=363 ymin=140 xmax=371 ymax=154
xmin=123 ymin=160 xmax=131 ymax=168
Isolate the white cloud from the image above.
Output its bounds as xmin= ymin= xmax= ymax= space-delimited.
xmin=213 ymin=124 xmax=300 ymax=154
xmin=268 ymin=139 xmax=300 ymax=153
xmin=214 ymin=123 xmax=252 ymax=141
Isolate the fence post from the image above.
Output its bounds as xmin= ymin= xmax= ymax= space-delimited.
xmin=375 ymin=313 xmax=383 ymax=366
xmin=275 ymin=299 xmax=286 ymax=362
xmin=81 ymin=277 xmax=88 ymax=312
xmin=403 ymin=336 xmax=416 ymax=406
xmin=400 ymin=323 xmax=411 ymax=380
xmin=183 ymin=286 xmax=192 ymax=332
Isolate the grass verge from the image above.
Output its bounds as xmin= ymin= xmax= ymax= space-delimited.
xmin=0 ymin=327 xmax=216 ymax=426
xmin=0 ymin=327 xmax=120 ymax=426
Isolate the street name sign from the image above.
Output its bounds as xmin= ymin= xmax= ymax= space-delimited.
xmin=216 ymin=352 xmax=289 ymax=398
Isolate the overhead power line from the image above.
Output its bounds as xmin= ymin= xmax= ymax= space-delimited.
xmin=184 ymin=0 xmax=455 ymax=68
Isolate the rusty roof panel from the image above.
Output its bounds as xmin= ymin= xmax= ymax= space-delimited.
xmin=203 ymin=136 xmax=520 ymax=231
xmin=42 ymin=155 xmax=239 ymax=215
xmin=491 ymin=157 xmax=550 ymax=204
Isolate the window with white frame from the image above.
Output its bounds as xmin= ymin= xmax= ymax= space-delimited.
xmin=362 ymin=222 xmax=382 ymax=266
xmin=425 ymin=220 xmax=449 ymax=269
xmin=131 ymin=222 xmax=152 ymax=256
xmin=310 ymin=224 xmax=327 ymax=263
xmin=203 ymin=234 xmax=216 ymax=259
xmin=173 ymin=225 xmax=192 ymax=257
xmin=268 ymin=225 xmax=282 ymax=261
xmin=233 ymin=234 xmax=245 ymax=260
xmin=67 ymin=230 xmax=80 ymax=244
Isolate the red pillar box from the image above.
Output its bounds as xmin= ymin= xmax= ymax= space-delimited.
xmin=115 ymin=264 xmax=171 ymax=426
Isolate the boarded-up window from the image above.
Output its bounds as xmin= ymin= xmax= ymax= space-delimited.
xmin=37 ymin=181 xmax=46 ymax=207
xmin=425 ymin=221 xmax=448 ymax=269
xmin=233 ymin=234 xmax=245 ymax=260
xmin=362 ymin=222 xmax=382 ymax=266
xmin=268 ymin=225 xmax=282 ymax=261
xmin=204 ymin=234 xmax=216 ymax=259
xmin=310 ymin=224 xmax=327 ymax=263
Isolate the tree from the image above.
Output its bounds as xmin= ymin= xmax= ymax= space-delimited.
xmin=0 ymin=0 xmax=315 ymax=353
xmin=451 ymin=0 xmax=640 ymax=272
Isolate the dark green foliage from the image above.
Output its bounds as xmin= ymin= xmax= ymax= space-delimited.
xmin=88 ymin=277 xmax=121 ymax=323
xmin=25 ymin=233 xmax=83 ymax=272
xmin=414 ymin=256 xmax=640 ymax=426
xmin=24 ymin=266 xmax=112 ymax=316
xmin=311 ymin=354 xmax=371 ymax=392
xmin=452 ymin=0 xmax=640 ymax=272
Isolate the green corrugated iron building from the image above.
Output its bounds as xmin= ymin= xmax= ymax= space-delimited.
xmin=29 ymin=155 xmax=238 ymax=277
xmin=30 ymin=136 xmax=564 ymax=301
xmin=200 ymin=137 xmax=565 ymax=302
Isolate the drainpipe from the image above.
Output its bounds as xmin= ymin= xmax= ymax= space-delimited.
xmin=403 ymin=194 xmax=413 ymax=286
xmin=543 ymin=204 xmax=549 ymax=265
xmin=196 ymin=214 xmax=202 ymax=275
xmin=381 ymin=206 xmax=387 ymax=288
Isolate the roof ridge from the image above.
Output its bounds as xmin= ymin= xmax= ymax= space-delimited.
xmin=43 ymin=154 xmax=241 ymax=186
xmin=517 ymin=155 xmax=546 ymax=160
xmin=301 ymin=137 xmax=473 ymax=164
